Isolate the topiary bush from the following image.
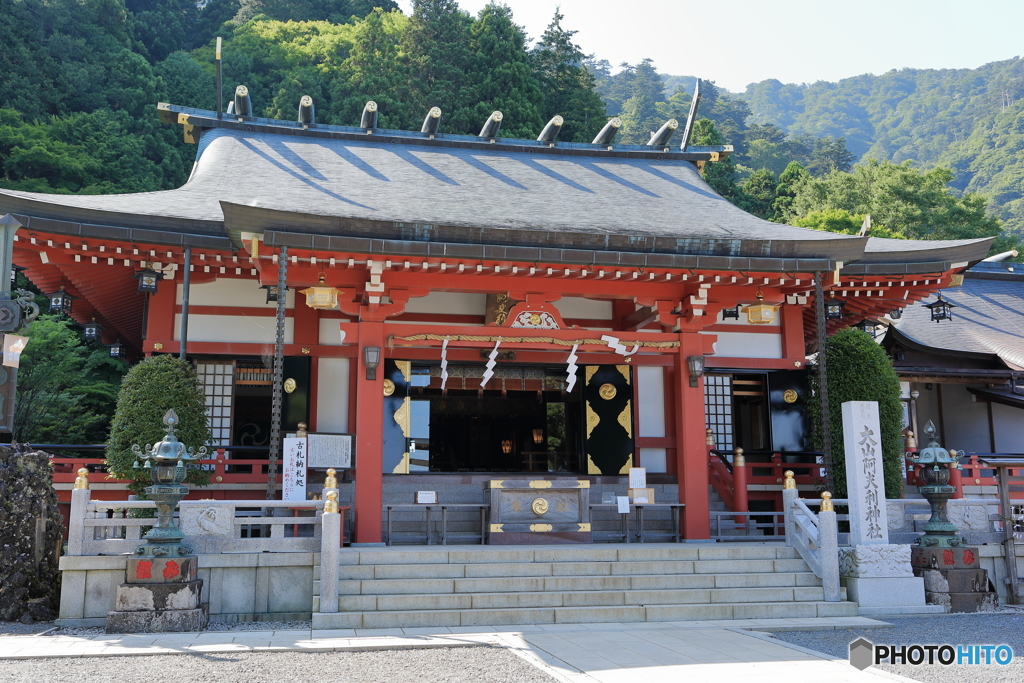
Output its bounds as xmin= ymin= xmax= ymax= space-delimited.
xmin=808 ymin=328 xmax=904 ymax=499
xmin=105 ymin=355 xmax=212 ymax=495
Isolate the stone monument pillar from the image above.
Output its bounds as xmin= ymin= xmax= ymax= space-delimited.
xmin=106 ymin=410 xmax=209 ymax=632
xmin=838 ymin=401 xmax=938 ymax=615
xmin=908 ymin=421 xmax=997 ymax=612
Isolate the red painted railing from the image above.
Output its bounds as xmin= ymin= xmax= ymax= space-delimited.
xmin=709 ymin=449 xmax=824 ymax=515
xmin=46 ymin=446 xmax=277 ymax=502
xmin=907 ymin=453 xmax=1024 ymax=500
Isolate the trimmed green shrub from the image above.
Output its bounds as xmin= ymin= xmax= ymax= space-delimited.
xmin=105 ymin=355 xmax=212 ymax=495
xmin=808 ymin=328 xmax=904 ymax=499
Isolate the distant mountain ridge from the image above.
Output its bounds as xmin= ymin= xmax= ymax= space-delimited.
xmin=740 ymin=58 xmax=1024 ymax=234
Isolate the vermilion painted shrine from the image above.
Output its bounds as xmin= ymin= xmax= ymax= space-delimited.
xmin=0 ymin=99 xmax=993 ymax=544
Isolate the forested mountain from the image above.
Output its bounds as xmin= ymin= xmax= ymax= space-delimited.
xmin=743 ymin=59 xmax=1024 ymax=235
xmin=0 ymin=0 xmax=1019 ymax=254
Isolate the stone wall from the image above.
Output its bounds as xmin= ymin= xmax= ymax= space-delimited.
xmin=58 ymin=553 xmax=316 ymax=627
xmin=0 ymin=444 xmax=64 ymax=623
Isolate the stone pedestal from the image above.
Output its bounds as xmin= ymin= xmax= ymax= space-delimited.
xmin=839 ymin=544 xmax=943 ymax=616
xmin=106 ymin=554 xmax=208 ymax=633
xmin=911 ymin=546 xmax=998 ymax=613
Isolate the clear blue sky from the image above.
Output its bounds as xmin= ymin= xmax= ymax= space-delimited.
xmin=396 ymin=0 xmax=1024 ymax=92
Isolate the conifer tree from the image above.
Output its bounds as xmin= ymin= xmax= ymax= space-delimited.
xmin=106 ymin=355 xmax=212 ymax=495
xmin=404 ymin=0 xmax=478 ymax=134
xmin=690 ymin=118 xmax=745 ymax=204
xmin=530 ymin=10 xmax=606 ymax=143
xmin=468 ymin=3 xmax=543 ymax=139
xmin=329 ymin=8 xmax=414 ymax=129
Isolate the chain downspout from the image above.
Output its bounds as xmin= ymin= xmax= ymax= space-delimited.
xmin=267 ymin=246 xmax=287 ymax=499
xmin=814 ymin=271 xmax=834 ymax=492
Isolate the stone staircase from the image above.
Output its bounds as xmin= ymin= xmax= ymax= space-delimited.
xmin=312 ymin=543 xmax=857 ymax=629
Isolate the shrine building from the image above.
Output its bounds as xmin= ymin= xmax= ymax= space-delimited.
xmin=0 ymin=97 xmax=993 ymax=544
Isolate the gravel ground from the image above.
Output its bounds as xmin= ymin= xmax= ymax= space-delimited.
xmin=0 ymin=647 xmax=556 ymax=683
xmin=769 ymin=612 xmax=1024 ymax=683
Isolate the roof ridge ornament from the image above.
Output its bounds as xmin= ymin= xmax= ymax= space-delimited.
xmin=298 ymin=95 xmax=315 ymax=126
xmin=422 ymin=107 xmax=442 ymax=136
xmin=479 ymin=111 xmax=502 ymax=139
xmin=592 ymin=117 xmax=621 ymax=147
xmin=360 ymin=101 xmax=378 ymax=131
xmin=537 ymin=115 xmax=563 ymax=144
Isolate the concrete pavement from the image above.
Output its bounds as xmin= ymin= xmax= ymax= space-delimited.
xmin=0 ymin=617 xmax=914 ymax=683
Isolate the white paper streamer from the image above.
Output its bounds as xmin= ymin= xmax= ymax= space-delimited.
xmin=480 ymin=339 xmax=501 ymax=388
xmin=565 ymin=344 xmax=579 ymax=392
xmin=440 ymin=339 xmax=449 ymax=390
xmin=601 ymin=334 xmax=639 ymax=359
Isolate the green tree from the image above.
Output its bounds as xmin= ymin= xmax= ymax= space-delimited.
xmin=530 ymin=9 xmax=606 ymax=142
xmin=741 ymin=168 xmax=779 ymax=220
xmin=468 ymin=3 xmax=544 ymax=139
xmin=12 ymin=317 xmax=128 ymax=445
xmin=790 ymin=159 xmax=1004 ymax=242
xmin=328 ymin=8 xmax=413 ymax=129
xmin=807 ymin=136 xmax=856 ymax=175
xmin=793 ymin=208 xmax=902 ymax=239
xmin=106 ymin=355 xmax=212 ymax=495
xmin=404 ymin=0 xmax=478 ymax=134
xmin=808 ymin=328 xmax=905 ymax=499
xmin=125 ymin=0 xmax=199 ymax=62
xmin=691 ymin=118 xmax=745 ymax=203
xmin=772 ymin=161 xmax=809 ymax=221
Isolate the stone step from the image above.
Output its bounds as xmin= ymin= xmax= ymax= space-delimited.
xmin=337 ymin=558 xmax=810 ymax=581
xmin=335 ymin=585 xmax=840 ymax=611
xmin=336 ymin=544 xmax=800 ymax=567
xmin=312 ymin=600 xmax=859 ymax=629
xmin=334 ymin=568 xmax=822 ymax=594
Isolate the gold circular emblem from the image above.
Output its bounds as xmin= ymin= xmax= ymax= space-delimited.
xmin=283 ymin=378 xmax=297 ymax=394
xmin=531 ymin=497 xmax=549 ymax=515
xmin=598 ymin=383 xmax=617 ymax=400
xmin=382 ymin=379 xmax=395 ymax=396
xmin=529 ymin=313 xmax=542 ymax=326
xmin=783 ymin=389 xmax=798 ymax=404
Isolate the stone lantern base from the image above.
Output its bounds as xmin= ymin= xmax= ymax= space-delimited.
xmin=911 ymin=546 xmax=998 ymax=613
xmin=105 ymin=555 xmax=208 ymax=633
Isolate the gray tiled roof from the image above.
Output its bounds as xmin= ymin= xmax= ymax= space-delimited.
xmin=892 ymin=264 xmax=1024 ymax=369
xmin=0 ymin=128 xmax=992 ymax=266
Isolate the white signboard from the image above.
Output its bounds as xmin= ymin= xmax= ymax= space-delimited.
xmin=307 ymin=433 xmax=353 ymax=469
xmin=282 ymin=437 xmax=307 ymax=502
xmin=3 ymin=334 xmax=28 ymax=368
xmin=616 ymin=496 xmax=631 ymax=514
xmin=628 ymin=467 xmax=647 ymax=490
xmin=842 ymin=401 xmax=889 ymax=545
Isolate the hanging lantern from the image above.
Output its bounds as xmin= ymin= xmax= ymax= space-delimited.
xmin=532 ymin=428 xmax=544 ymax=444
xmin=47 ymin=286 xmax=77 ymax=316
xmin=924 ymin=293 xmax=957 ymax=323
xmin=852 ymin=318 xmax=881 ymax=338
xmin=134 ymin=266 xmax=163 ymax=294
xmin=260 ymin=284 xmax=288 ymax=304
xmin=745 ymin=289 xmax=778 ymax=325
xmin=501 ymin=439 xmax=513 ymax=455
xmin=108 ymin=341 xmax=124 ymax=358
xmin=721 ymin=306 xmax=740 ymax=320
xmin=82 ymin=318 xmax=105 ymax=342
xmin=300 ymin=272 xmax=339 ymax=310
xmin=824 ymin=292 xmax=845 ymax=320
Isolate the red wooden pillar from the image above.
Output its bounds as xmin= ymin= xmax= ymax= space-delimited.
xmin=354 ymin=321 xmax=385 ymax=543
xmin=146 ymin=278 xmax=176 ymax=342
xmin=949 ymin=462 xmax=963 ymax=499
xmin=675 ymin=333 xmax=710 ymax=539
